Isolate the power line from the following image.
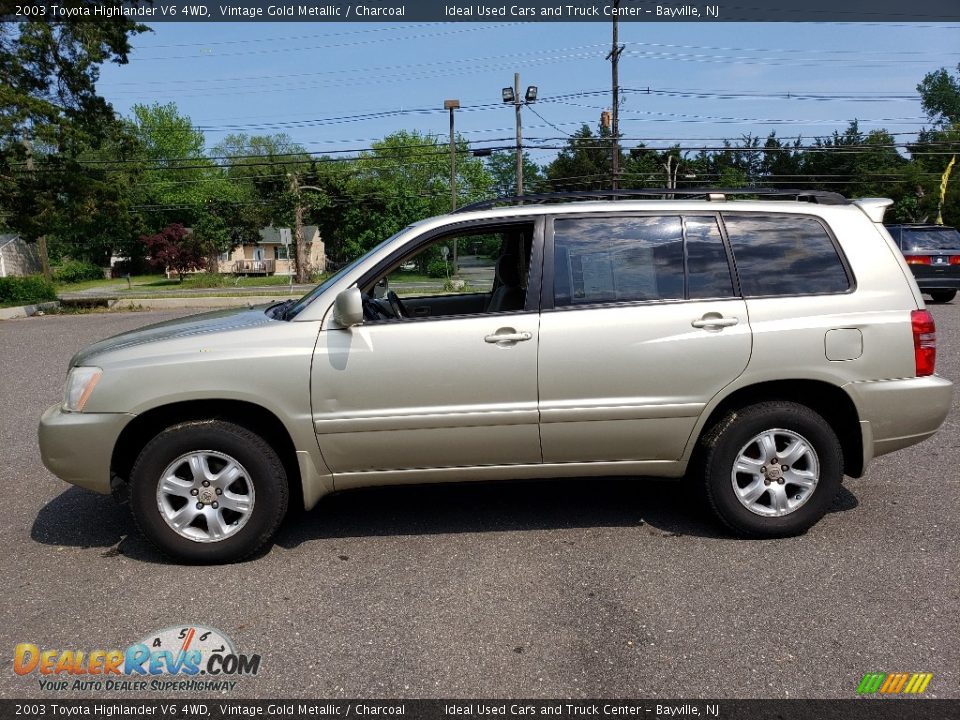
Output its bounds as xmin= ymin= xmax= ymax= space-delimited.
xmin=127 ymin=23 xmax=523 ymax=62
xmin=132 ymin=22 xmax=450 ymax=50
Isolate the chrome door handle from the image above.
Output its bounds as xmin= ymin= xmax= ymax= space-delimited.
xmin=484 ymin=330 xmax=533 ymax=344
xmin=692 ymin=315 xmax=739 ymax=329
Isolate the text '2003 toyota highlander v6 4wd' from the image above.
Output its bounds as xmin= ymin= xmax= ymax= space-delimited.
xmin=39 ymin=189 xmax=954 ymax=563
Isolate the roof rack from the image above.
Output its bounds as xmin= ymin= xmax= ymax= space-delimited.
xmin=453 ymin=188 xmax=849 ymax=214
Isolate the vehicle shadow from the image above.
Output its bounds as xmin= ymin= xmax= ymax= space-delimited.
xmin=32 ymin=487 xmax=133 ymax=548
xmin=31 ymin=478 xmax=859 ymax=564
xmin=274 ymin=476 xmax=860 ymax=549
xmin=31 ymin=487 xmax=183 ymax=564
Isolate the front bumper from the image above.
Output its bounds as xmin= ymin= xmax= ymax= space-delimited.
xmin=38 ymin=404 xmax=134 ymax=494
xmin=846 ymin=375 xmax=954 ymax=467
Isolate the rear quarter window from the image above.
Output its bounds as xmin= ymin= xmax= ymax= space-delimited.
xmin=722 ymin=214 xmax=850 ymax=296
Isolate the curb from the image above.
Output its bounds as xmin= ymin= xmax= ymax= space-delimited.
xmin=0 ymin=300 xmax=60 ymax=320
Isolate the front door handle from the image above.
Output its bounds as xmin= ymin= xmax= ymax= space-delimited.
xmin=484 ymin=329 xmax=533 ymax=345
xmin=692 ymin=313 xmax=739 ymax=329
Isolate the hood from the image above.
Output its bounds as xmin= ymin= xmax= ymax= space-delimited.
xmin=70 ymin=305 xmax=279 ymax=368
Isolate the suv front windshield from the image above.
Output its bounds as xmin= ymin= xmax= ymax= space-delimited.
xmin=281 ymin=226 xmax=415 ymax=320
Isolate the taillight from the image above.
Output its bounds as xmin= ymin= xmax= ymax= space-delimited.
xmin=950 ymin=255 xmax=960 ymax=265
xmin=911 ymin=309 xmax=937 ymax=377
xmin=906 ymin=255 xmax=931 ymax=265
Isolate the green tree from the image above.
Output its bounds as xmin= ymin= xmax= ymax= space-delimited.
xmin=544 ymin=124 xmax=619 ymax=191
xmin=213 ymin=132 xmax=311 ymax=234
xmin=47 ymin=119 xmax=147 ymax=267
xmin=759 ymin=133 xmax=804 ymax=185
xmin=128 ymin=103 xmax=244 ymax=265
xmin=913 ymin=64 xmax=960 ymax=225
xmin=327 ymin=130 xmax=492 ymax=262
xmin=621 ymin=144 xmax=664 ymax=187
xmin=0 ymin=16 xmax=148 ymax=274
xmin=918 ymin=64 xmax=960 ymax=126
xmin=213 ymin=133 xmax=320 ymax=279
xmin=485 ymin=150 xmax=543 ymax=196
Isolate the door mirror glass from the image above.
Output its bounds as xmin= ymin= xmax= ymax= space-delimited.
xmin=334 ymin=287 xmax=364 ymax=327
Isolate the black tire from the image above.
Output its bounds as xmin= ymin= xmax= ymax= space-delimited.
xmin=129 ymin=420 xmax=288 ymax=563
xmin=928 ymin=290 xmax=956 ymax=304
xmin=699 ymin=402 xmax=842 ymax=538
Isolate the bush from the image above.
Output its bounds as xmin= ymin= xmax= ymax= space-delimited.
xmin=54 ymin=260 xmax=105 ymax=284
xmin=0 ymin=275 xmax=57 ymax=306
xmin=426 ymin=258 xmax=449 ymax=278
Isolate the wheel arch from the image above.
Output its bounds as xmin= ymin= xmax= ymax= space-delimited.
xmin=689 ymin=379 xmax=864 ymax=478
xmin=110 ymin=399 xmax=303 ymax=509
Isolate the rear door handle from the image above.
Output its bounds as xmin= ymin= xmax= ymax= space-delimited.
xmin=692 ymin=314 xmax=739 ymax=329
xmin=484 ymin=329 xmax=533 ymax=345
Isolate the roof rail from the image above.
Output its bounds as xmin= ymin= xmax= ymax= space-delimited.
xmin=453 ymin=188 xmax=849 ymax=214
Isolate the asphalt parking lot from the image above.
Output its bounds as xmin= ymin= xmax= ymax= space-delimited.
xmin=1 ymin=303 xmax=957 ymax=700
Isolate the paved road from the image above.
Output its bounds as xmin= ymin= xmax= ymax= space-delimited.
xmin=0 ymin=304 xmax=957 ymax=700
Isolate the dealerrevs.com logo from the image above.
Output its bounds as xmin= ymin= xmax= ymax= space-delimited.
xmin=14 ymin=625 xmax=260 ymax=693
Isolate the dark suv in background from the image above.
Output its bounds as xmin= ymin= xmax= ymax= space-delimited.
xmin=886 ymin=224 xmax=960 ymax=303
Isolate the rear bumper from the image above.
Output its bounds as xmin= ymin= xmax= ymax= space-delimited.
xmin=846 ymin=375 xmax=954 ymax=467
xmin=38 ymin=404 xmax=134 ymax=494
xmin=911 ymin=273 xmax=960 ymax=291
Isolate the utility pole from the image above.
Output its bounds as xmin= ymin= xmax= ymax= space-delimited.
xmin=21 ymin=135 xmax=52 ymax=281
xmin=514 ymin=73 xmax=523 ymax=196
xmin=607 ymin=0 xmax=625 ymax=191
xmin=502 ymin=75 xmax=537 ymax=197
xmin=444 ymin=100 xmax=460 ymax=212
xmin=444 ymin=99 xmax=460 ymax=273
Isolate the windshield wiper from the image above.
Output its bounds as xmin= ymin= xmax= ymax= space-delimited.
xmin=271 ymin=299 xmax=296 ymax=320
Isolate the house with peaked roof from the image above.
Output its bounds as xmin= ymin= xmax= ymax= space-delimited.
xmin=216 ymin=225 xmax=326 ymax=276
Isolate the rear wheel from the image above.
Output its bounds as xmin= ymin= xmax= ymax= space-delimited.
xmin=928 ymin=290 xmax=956 ymax=304
xmin=129 ymin=420 xmax=288 ymax=563
xmin=699 ymin=402 xmax=842 ymax=537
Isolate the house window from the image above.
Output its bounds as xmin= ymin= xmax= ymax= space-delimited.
xmin=275 ymin=245 xmax=288 ymax=260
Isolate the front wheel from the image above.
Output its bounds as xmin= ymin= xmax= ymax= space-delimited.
xmin=928 ymin=290 xmax=956 ymax=304
xmin=129 ymin=420 xmax=288 ymax=563
xmin=699 ymin=402 xmax=842 ymax=538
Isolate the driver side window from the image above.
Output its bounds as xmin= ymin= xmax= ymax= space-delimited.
xmin=361 ymin=223 xmax=535 ymax=322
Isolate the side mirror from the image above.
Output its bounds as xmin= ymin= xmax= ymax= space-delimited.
xmin=333 ymin=287 xmax=363 ymax=328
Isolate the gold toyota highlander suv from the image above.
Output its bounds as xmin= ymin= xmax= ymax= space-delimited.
xmin=39 ymin=189 xmax=954 ymax=563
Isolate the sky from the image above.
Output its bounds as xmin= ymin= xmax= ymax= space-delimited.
xmin=95 ymin=21 xmax=960 ymax=166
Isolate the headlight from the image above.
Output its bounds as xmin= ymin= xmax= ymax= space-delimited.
xmin=63 ymin=367 xmax=103 ymax=412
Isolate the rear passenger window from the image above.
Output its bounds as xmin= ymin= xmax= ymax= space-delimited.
xmin=553 ymin=217 xmax=684 ymax=306
xmin=723 ymin=215 xmax=850 ymax=296
xmin=552 ymin=215 xmax=735 ymax=307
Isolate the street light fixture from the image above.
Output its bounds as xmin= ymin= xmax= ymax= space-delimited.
xmin=502 ymin=73 xmax=538 ymax=196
